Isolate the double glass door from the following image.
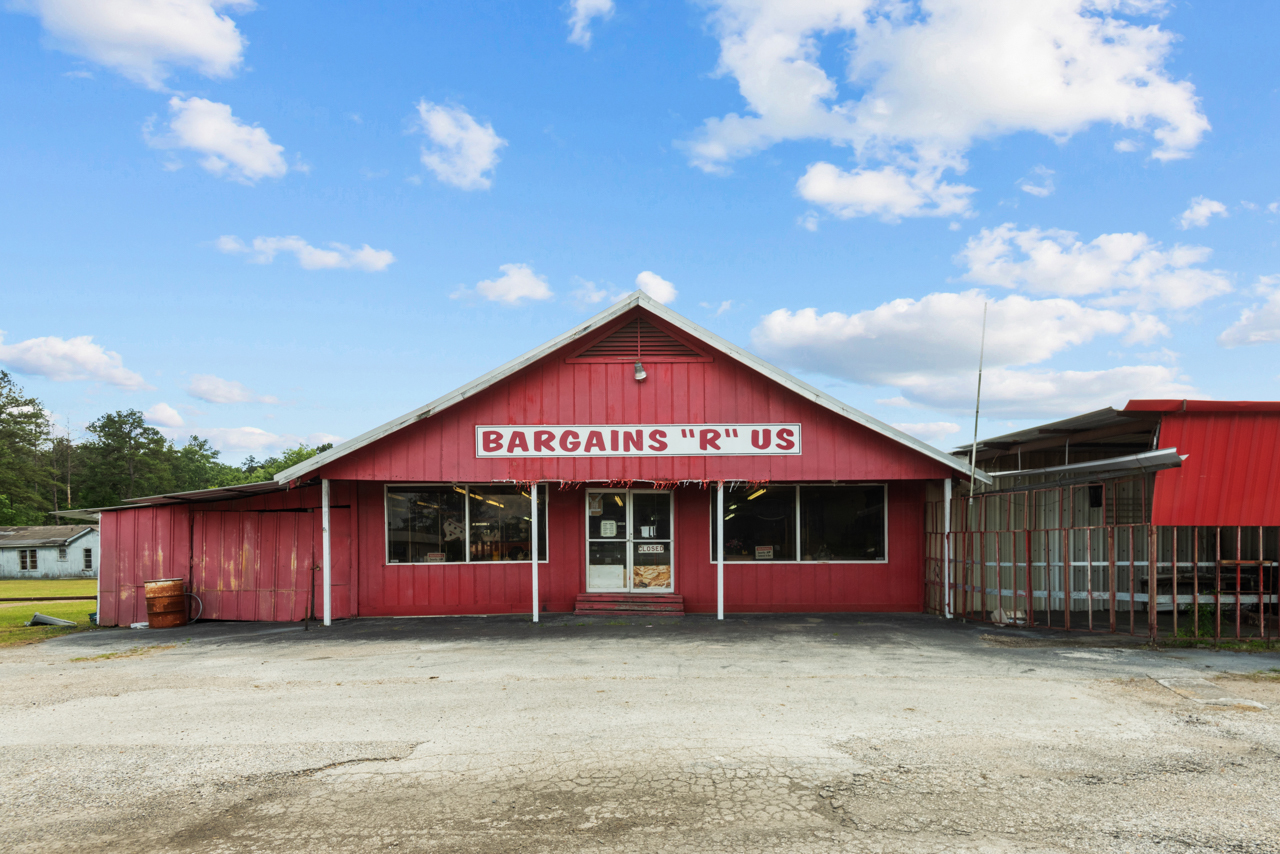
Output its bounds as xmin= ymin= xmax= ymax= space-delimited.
xmin=586 ymin=490 xmax=673 ymax=593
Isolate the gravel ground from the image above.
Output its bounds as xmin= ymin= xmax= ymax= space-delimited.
xmin=2 ymin=613 xmax=1278 ymax=853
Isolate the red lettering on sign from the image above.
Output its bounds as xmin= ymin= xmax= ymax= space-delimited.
xmin=751 ymin=428 xmax=771 ymax=449
xmin=507 ymin=431 xmax=529 ymax=453
xmin=533 ymin=430 xmax=555 ymax=452
xmin=560 ymin=430 xmax=580 ymax=452
xmin=610 ymin=429 xmax=619 ymax=451
xmin=482 ymin=431 xmax=504 ymax=452
xmin=584 ymin=430 xmax=606 ymax=452
xmin=623 ymin=429 xmax=643 ymax=452
xmin=648 ymin=429 xmax=668 ymax=451
xmin=699 ymin=429 xmax=722 ymax=451
xmin=775 ymin=427 xmax=795 ymax=450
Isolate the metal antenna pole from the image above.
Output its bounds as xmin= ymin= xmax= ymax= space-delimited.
xmin=968 ymin=302 xmax=988 ymax=505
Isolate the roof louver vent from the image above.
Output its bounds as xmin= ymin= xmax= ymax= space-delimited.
xmin=573 ymin=319 xmax=705 ymax=362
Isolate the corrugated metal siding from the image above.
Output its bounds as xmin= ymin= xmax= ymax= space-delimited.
xmin=98 ymin=483 xmax=357 ymax=625
xmin=1153 ymin=411 xmax=1280 ymax=525
xmin=312 ymin=355 xmax=952 ymax=484
xmin=99 ymin=505 xmax=191 ymax=627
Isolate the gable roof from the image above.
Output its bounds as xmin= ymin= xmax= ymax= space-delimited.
xmin=0 ymin=525 xmax=96 ymax=548
xmin=275 ymin=291 xmax=990 ymax=485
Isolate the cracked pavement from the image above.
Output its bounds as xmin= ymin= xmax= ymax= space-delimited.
xmin=2 ymin=613 xmax=1279 ymax=852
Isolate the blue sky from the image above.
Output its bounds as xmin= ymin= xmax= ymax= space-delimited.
xmin=2 ymin=0 xmax=1278 ymax=461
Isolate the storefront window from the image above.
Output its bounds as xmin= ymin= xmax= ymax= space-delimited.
xmin=710 ymin=485 xmax=796 ymax=562
xmin=387 ymin=484 xmax=547 ymax=563
xmin=469 ymin=485 xmax=548 ymax=562
xmin=710 ymin=484 xmax=887 ymax=562
xmin=799 ymin=485 xmax=886 ymax=561
xmin=387 ymin=487 xmax=466 ymax=563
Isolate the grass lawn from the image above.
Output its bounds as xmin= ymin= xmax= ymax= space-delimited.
xmin=0 ymin=599 xmax=98 ymax=648
xmin=0 ymin=578 xmax=97 ymax=599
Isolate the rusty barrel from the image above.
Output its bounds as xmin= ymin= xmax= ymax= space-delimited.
xmin=144 ymin=578 xmax=189 ymax=629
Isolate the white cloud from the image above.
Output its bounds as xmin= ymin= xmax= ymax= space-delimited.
xmin=184 ymin=428 xmax=340 ymax=453
xmin=144 ymin=402 xmax=184 ymax=428
xmin=0 ymin=332 xmax=150 ymax=389
xmin=686 ymin=0 xmax=1208 ymax=217
xmin=798 ymin=210 xmax=819 ymax=231
xmin=14 ymin=0 xmax=254 ymax=90
xmin=1114 ymin=138 xmax=1141 ymax=153
xmin=797 ymin=160 xmax=975 ymax=221
xmin=186 ymin=374 xmax=277 ymax=404
xmin=636 ymin=271 xmax=677 ymax=304
xmin=454 ymin=263 xmax=554 ymax=305
xmin=217 ymin=235 xmax=394 ymax=271
xmin=891 ymin=421 xmax=961 ymax=446
xmin=1218 ymin=275 xmax=1280 ymax=348
xmin=147 ymin=96 xmax=287 ymax=184
xmin=750 ymin=290 xmax=1192 ymax=416
xmin=571 ymin=279 xmax=625 ymax=309
xmin=567 ymin=0 xmax=614 ymax=48
xmin=958 ymin=223 xmax=1232 ymax=310
xmin=413 ymin=100 xmax=506 ymax=191
xmin=896 ymin=364 xmax=1197 ymax=416
xmin=1018 ymin=166 xmax=1055 ymax=198
xmin=1178 ymin=196 xmax=1228 ymax=230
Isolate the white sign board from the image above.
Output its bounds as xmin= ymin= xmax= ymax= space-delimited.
xmin=476 ymin=424 xmax=801 ymax=457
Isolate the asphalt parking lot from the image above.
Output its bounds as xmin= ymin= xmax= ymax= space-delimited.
xmin=3 ymin=613 xmax=1278 ymax=853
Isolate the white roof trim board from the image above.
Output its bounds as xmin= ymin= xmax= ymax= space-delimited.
xmin=275 ymin=291 xmax=991 ymax=485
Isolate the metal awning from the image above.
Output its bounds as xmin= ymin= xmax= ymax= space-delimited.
xmin=990 ymin=447 xmax=1184 ymax=481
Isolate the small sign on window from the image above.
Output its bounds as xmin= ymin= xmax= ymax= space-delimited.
xmin=588 ymin=495 xmax=603 ymax=516
xmin=426 ymin=552 xmax=446 ymax=563
xmin=637 ymin=544 xmax=664 ymax=553
xmin=755 ymin=545 xmax=774 ymax=560
xmin=600 ymin=520 xmax=617 ymax=537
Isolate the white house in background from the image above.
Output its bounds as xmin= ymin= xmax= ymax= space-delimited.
xmin=0 ymin=526 xmax=99 ymax=579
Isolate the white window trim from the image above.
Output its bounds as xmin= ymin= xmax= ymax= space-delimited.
xmin=710 ymin=483 xmax=890 ymax=565
xmin=57 ymin=547 xmax=67 ymax=561
xmin=384 ymin=483 xmax=549 ymax=566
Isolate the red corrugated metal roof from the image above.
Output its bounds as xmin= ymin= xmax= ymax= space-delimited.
xmin=1126 ymin=399 xmax=1280 ymax=413
xmin=1149 ymin=409 xmax=1280 ymax=526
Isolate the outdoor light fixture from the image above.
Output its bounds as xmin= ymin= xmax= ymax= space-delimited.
xmin=634 ymin=360 xmax=647 ymax=381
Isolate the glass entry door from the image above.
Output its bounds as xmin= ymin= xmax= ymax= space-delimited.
xmin=586 ymin=490 xmax=673 ymax=593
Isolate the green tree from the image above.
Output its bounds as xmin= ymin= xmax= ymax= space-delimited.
xmin=77 ymin=410 xmax=174 ymax=506
xmin=214 ymin=442 xmax=334 ymax=487
xmin=0 ymin=371 xmax=53 ymax=523
xmin=172 ymin=436 xmax=240 ymax=492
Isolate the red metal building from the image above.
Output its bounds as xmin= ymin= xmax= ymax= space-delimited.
xmin=97 ymin=292 xmax=985 ymax=626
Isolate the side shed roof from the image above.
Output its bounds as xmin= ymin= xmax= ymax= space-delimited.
xmin=275 ymin=291 xmax=990 ymax=485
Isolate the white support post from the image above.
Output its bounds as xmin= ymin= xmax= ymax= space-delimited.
xmin=717 ymin=481 xmax=725 ymax=621
xmin=531 ymin=482 xmax=539 ymax=624
xmin=942 ymin=478 xmax=953 ymax=619
xmin=322 ymin=478 xmax=332 ymax=627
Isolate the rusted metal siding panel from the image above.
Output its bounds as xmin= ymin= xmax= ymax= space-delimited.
xmin=312 ymin=356 xmax=952 ymax=485
xmin=96 ymin=505 xmax=191 ymax=626
xmin=1153 ymin=412 xmax=1280 ymax=526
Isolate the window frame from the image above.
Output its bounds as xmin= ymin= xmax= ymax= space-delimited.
xmin=82 ymin=548 xmax=94 ymax=571
xmin=58 ymin=547 xmax=67 ymax=561
xmin=710 ymin=483 xmax=889 ymax=565
xmin=19 ymin=549 xmax=38 ymax=571
xmin=384 ymin=483 xmax=549 ymax=565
